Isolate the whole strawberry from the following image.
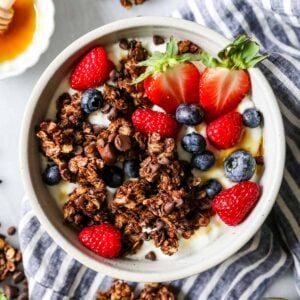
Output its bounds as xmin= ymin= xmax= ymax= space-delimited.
xmin=206 ymin=111 xmax=244 ymax=149
xmin=132 ymin=108 xmax=180 ymax=138
xmin=212 ymin=181 xmax=261 ymax=226
xmin=79 ymin=224 xmax=121 ymax=258
xmin=70 ymin=47 xmax=114 ymax=90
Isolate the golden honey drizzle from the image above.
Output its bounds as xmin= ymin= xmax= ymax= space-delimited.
xmin=0 ymin=0 xmax=36 ymax=63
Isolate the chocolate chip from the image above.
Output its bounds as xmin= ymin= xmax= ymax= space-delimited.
xmin=7 ymin=226 xmax=16 ymax=236
xmin=145 ymin=251 xmax=156 ymax=261
xmin=97 ymin=143 xmax=117 ymax=165
xmin=119 ymin=38 xmax=129 ymax=50
xmin=12 ymin=271 xmax=25 ymax=284
xmin=114 ymin=134 xmax=131 ymax=152
xmin=3 ymin=284 xmax=19 ymax=299
xmin=153 ymin=35 xmax=165 ymax=45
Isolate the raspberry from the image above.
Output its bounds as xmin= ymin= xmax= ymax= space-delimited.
xmin=70 ymin=47 xmax=114 ymax=90
xmin=212 ymin=181 xmax=261 ymax=226
xmin=206 ymin=111 xmax=244 ymax=149
xmin=132 ymin=108 xmax=180 ymax=138
xmin=78 ymin=224 xmax=121 ymax=258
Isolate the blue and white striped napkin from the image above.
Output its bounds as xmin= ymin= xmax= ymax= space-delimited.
xmin=19 ymin=0 xmax=300 ymax=299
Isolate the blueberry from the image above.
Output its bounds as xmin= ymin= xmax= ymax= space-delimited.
xmin=203 ymin=179 xmax=222 ymax=199
xmin=181 ymin=132 xmax=206 ymax=154
xmin=102 ymin=165 xmax=124 ymax=188
xmin=176 ymin=104 xmax=205 ymax=126
xmin=81 ymin=89 xmax=104 ymax=114
xmin=242 ymin=108 xmax=262 ymax=128
xmin=123 ymin=160 xmax=140 ymax=178
xmin=224 ymin=150 xmax=256 ymax=182
xmin=42 ymin=165 xmax=61 ymax=185
xmin=192 ymin=151 xmax=215 ymax=171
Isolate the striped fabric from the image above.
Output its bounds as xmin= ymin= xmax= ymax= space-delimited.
xmin=19 ymin=0 xmax=300 ymax=299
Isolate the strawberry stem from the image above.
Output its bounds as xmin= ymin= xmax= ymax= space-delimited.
xmin=131 ymin=35 xmax=267 ymax=84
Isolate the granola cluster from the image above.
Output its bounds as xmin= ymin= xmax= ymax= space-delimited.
xmin=0 ymin=235 xmax=22 ymax=281
xmin=120 ymin=0 xmax=147 ymax=9
xmin=36 ymin=38 xmax=213 ymax=256
xmin=96 ymin=281 xmax=176 ymax=300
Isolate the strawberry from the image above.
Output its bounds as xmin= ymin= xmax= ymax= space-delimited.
xmin=132 ymin=108 xmax=180 ymax=137
xmin=212 ymin=181 xmax=261 ymax=226
xmin=198 ymin=35 xmax=267 ymax=121
xmin=206 ymin=111 xmax=244 ymax=149
xmin=79 ymin=224 xmax=121 ymax=258
xmin=200 ymin=68 xmax=250 ymax=121
xmin=133 ymin=38 xmax=201 ymax=114
xmin=144 ymin=62 xmax=200 ymax=114
xmin=70 ymin=47 xmax=114 ymax=90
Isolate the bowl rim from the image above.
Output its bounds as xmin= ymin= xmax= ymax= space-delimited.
xmin=19 ymin=16 xmax=285 ymax=282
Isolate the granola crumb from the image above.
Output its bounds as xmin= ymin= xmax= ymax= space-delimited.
xmin=145 ymin=251 xmax=156 ymax=261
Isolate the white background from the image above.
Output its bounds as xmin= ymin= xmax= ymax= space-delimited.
xmin=0 ymin=0 xmax=298 ymax=298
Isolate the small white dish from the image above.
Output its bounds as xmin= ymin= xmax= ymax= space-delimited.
xmin=20 ymin=17 xmax=285 ymax=282
xmin=0 ymin=0 xmax=55 ymax=80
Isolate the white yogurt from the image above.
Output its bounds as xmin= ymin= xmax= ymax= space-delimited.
xmin=42 ymin=37 xmax=263 ymax=259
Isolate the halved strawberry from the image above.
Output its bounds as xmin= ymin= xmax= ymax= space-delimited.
xmin=198 ymin=35 xmax=267 ymax=121
xmin=200 ymin=68 xmax=250 ymax=121
xmin=144 ymin=62 xmax=200 ymax=114
xmin=133 ymin=38 xmax=202 ymax=114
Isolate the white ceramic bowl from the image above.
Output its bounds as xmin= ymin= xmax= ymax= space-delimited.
xmin=0 ymin=0 xmax=55 ymax=80
xmin=20 ymin=17 xmax=285 ymax=282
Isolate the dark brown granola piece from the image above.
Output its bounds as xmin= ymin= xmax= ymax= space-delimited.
xmin=63 ymin=185 xmax=109 ymax=227
xmin=139 ymin=283 xmax=176 ymax=300
xmin=96 ymin=280 xmax=135 ymax=300
xmin=177 ymin=40 xmax=202 ymax=54
xmin=120 ymin=0 xmax=147 ymax=9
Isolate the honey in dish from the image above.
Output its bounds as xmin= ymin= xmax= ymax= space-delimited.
xmin=0 ymin=0 xmax=36 ymax=63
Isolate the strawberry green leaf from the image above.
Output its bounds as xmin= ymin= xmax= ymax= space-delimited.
xmin=166 ymin=38 xmax=179 ymax=57
xmin=200 ymin=52 xmax=222 ymax=68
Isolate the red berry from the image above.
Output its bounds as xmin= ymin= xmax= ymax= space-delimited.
xmin=79 ymin=224 xmax=121 ymax=258
xmin=199 ymin=67 xmax=251 ymax=121
xmin=132 ymin=108 xmax=180 ymax=138
xmin=70 ymin=47 xmax=114 ymax=90
xmin=206 ymin=111 xmax=244 ymax=149
xmin=144 ymin=62 xmax=200 ymax=114
xmin=212 ymin=181 xmax=261 ymax=226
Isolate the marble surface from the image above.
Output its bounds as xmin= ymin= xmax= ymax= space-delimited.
xmin=0 ymin=0 xmax=298 ymax=298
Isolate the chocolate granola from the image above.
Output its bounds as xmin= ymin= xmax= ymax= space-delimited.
xmin=96 ymin=280 xmax=176 ymax=300
xmin=36 ymin=38 xmax=213 ymax=257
